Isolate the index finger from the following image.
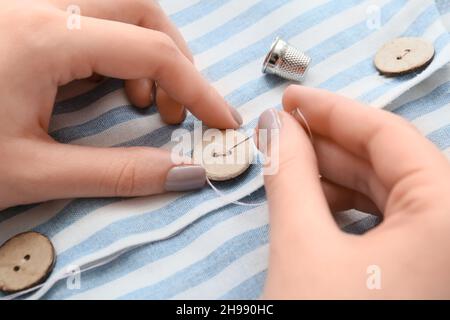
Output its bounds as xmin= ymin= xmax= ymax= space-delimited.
xmin=282 ymin=85 xmax=449 ymax=189
xmin=66 ymin=16 xmax=241 ymax=129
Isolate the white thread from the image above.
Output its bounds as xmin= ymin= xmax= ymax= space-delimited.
xmin=206 ymin=176 xmax=266 ymax=207
xmin=291 ymin=107 xmax=314 ymax=141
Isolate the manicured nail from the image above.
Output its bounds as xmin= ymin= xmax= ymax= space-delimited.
xmin=165 ymin=165 xmax=206 ymax=192
xmin=229 ymin=107 xmax=243 ymax=126
xmin=258 ymin=108 xmax=281 ymax=145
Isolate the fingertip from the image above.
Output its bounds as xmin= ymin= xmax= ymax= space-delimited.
xmin=282 ymin=84 xmax=303 ymax=111
xmin=156 ymin=87 xmax=187 ymax=125
xmin=125 ymin=79 xmax=154 ymax=108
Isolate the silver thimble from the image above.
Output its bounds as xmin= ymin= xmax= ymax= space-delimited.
xmin=262 ymin=37 xmax=311 ymax=82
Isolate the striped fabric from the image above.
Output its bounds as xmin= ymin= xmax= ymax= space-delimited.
xmin=1 ymin=0 xmax=450 ymax=300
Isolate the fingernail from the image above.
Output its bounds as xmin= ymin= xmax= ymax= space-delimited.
xmin=229 ymin=107 xmax=243 ymax=126
xmin=258 ymin=108 xmax=281 ymax=145
xmin=165 ymin=165 xmax=206 ymax=192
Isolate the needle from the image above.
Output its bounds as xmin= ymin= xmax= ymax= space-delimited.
xmin=229 ymin=134 xmax=253 ymax=151
xmin=213 ymin=134 xmax=254 ymax=157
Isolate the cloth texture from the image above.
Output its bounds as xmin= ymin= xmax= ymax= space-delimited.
xmin=1 ymin=0 xmax=450 ymax=299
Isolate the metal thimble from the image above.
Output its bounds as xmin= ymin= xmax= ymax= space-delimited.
xmin=262 ymin=37 xmax=311 ymax=82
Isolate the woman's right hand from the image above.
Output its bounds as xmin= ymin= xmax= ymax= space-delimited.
xmin=258 ymin=85 xmax=450 ymax=299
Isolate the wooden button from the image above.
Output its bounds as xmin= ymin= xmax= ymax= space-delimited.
xmin=374 ymin=37 xmax=434 ymax=76
xmin=193 ymin=130 xmax=254 ymax=181
xmin=0 ymin=232 xmax=55 ymax=293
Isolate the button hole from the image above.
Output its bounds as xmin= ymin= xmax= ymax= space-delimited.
xmin=13 ymin=266 xmax=20 ymax=272
xmin=397 ymin=49 xmax=411 ymax=60
xmin=24 ymin=254 xmax=31 ymax=261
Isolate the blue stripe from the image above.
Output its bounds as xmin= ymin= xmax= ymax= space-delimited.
xmin=0 ymin=204 xmax=39 ymax=225
xmin=53 ymin=79 xmax=123 ymax=115
xmin=427 ymin=124 xmax=450 ymax=150
xmin=189 ymin=0 xmax=292 ymax=55
xmin=119 ymin=225 xmax=269 ymax=299
xmin=51 ymin=105 xmax=157 ymax=143
xmin=342 ymin=216 xmax=381 ymax=235
xmin=393 ymin=81 xmax=450 ymax=120
xmin=220 ymin=270 xmax=267 ymax=300
xmin=435 ymin=0 xmax=450 ymax=15
xmin=170 ymin=0 xmax=231 ymax=28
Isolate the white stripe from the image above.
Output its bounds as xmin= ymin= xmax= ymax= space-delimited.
xmin=172 ymin=244 xmax=269 ymax=299
xmin=335 ymin=210 xmax=372 ymax=228
xmin=0 ymin=200 xmax=69 ymax=244
xmin=196 ymin=0 xmax=329 ymax=70
xmin=413 ymin=104 xmax=450 ymax=136
xmin=159 ymin=0 xmax=202 ymax=16
xmin=70 ymin=112 xmax=162 ymax=147
xmin=180 ymin=0 xmax=261 ymax=41
xmin=68 ymin=205 xmax=269 ymax=299
xmin=28 ymin=174 xmax=265 ymax=299
xmin=50 ymin=89 xmax=130 ymax=132
xmin=387 ymin=64 xmax=450 ymax=110
xmin=440 ymin=12 xmax=450 ymax=32
xmin=51 ymin=193 xmax=180 ymax=253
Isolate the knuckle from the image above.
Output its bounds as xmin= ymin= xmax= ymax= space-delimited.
xmin=132 ymin=0 xmax=159 ymax=18
xmin=152 ymin=32 xmax=180 ymax=73
xmin=154 ymin=32 xmax=179 ymax=56
xmin=111 ymin=158 xmax=138 ymax=197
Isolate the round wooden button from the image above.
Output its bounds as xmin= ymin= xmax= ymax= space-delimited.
xmin=0 ymin=232 xmax=55 ymax=293
xmin=193 ymin=130 xmax=254 ymax=181
xmin=374 ymin=37 xmax=434 ymax=76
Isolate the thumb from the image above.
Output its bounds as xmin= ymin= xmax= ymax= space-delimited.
xmin=257 ymin=109 xmax=338 ymax=248
xmin=26 ymin=141 xmax=206 ymax=202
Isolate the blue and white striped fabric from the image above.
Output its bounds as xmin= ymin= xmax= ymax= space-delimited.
xmin=1 ymin=0 xmax=449 ymax=300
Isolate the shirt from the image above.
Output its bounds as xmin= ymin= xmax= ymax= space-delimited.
xmin=1 ymin=0 xmax=450 ymax=299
